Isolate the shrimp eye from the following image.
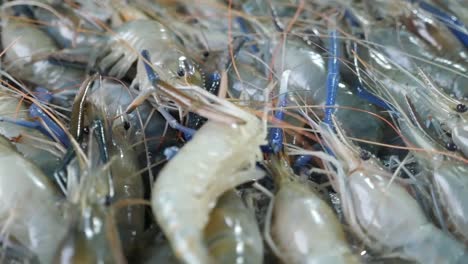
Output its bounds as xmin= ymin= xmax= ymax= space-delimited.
xmin=360 ymin=150 xmax=371 ymax=160
xmin=446 ymin=142 xmax=458 ymax=151
xmin=202 ymin=51 xmax=210 ymax=58
xmin=83 ymin=126 xmax=90 ymax=134
xmin=456 ymin=104 xmax=467 ymax=113
xmin=177 ymin=68 xmax=185 ymax=77
xmin=123 ymin=121 xmax=130 ymax=130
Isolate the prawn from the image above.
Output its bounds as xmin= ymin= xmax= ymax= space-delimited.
xmin=266 ymin=156 xmax=359 ymax=264
xmin=289 ymin=118 xmax=468 ymax=263
xmin=0 ymin=135 xmax=67 ymax=264
xmin=151 ymin=103 xmax=265 ymax=264
xmin=204 ymin=190 xmax=263 ymax=264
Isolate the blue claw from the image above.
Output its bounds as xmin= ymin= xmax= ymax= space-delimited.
xmin=269 ymin=92 xmax=287 ymax=153
xmin=158 ymin=107 xmax=196 ymax=141
xmin=164 ymin=146 xmax=180 ymax=160
xmin=29 ymin=104 xmax=70 ymax=147
xmin=141 ymin=49 xmax=160 ymax=85
xmin=412 ymin=0 xmax=468 ymax=47
xmin=344 ymin=9 xmax=361 ymax=27
xmin=356 ymin=85 xmax=399 ymax=116
xmin=0 ymin=88 xmax=70 ymax=147
xmin=324 ymin=26 xmax=340 ymax=129
xmin=235 ymin=17 xmax=259 ymax=53
xmin=293 ymin=155 xmax=313 ymax=171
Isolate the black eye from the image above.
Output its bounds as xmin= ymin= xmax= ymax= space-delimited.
xmin=202 ymin=51 xmax=210 ymax=57
xmin=177 ymin=68 xmax=185 ymax=77
xmin=360 ymin=150 xmax=371 ymax=160
xmin=123 ymin=121 xmax=130 ymax=130
xmin=446 ymin=142 xmax=457 ymax=151
xmin=83 ymin=126 xmax=90 ymax=134
xmin=456 ymin=104 xmax=467 ymax=113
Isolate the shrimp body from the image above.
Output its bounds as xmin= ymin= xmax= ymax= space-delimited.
xmin=0 ymin=136 xmax=66 ymax=264
xmin=151 ymin=109 xmax=265 ymax=264
xmin=271 ymin=177 xmax=359 ymax=264
xmin=97 ymin=20 xmax=205 ymax=88
xmin=82 ymin=81 xmax=146 ymax=256
xmin=0 ymin=93 xmax=60 ymax=177
xmin=363 ymin=34 xmax=468 ymax=155
xmin=434 ymin=162 xmax=468 ymax=244
xmin=32 ymin=5 xmax=103 ymax=49
xmin=317 ymin=124 xmax=468 ymax=263
xmin=204 ymin=190 xmax=263 ymax=264
xmin=399 ymin=119 xmax=468 ymax=244
xmin=366 ymin=26 xmax=468 ymax=100
xmin=1 ymin=19 xmax=84 ymax=95
xmin=347 ymin=165 xmax=467 ymax=263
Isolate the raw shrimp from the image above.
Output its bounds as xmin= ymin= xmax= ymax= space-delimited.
xmin=267 ymin=156 xmax=359 ymax=264
xmin=204 ymin=190 xmax=263 ymax=264
xmin=359 ymin=29 xmax=468 ymax=156
xmin=295 ymin=121 xmax=468 ymax=263
xmin=0 ymin=91 xmax=61 ymax=178
xmin=70 ymin=78 xmax=146 ymax=257
xmin=53 ymin=168 xmax=125 ymax=264
xmin=86 ymin=78 xmax=174 ymax=156
xmin=397 ymin=118 xmax=468 ymax=245
xmin=95 ymin=19 xmax=205 ymax=87
xmin=363 ymin=25 xmax=468 ymax=100
xmin=151 ymin=104 xmax=265 ymax=264
xmin=1 ymin=15 xmax=85 ymax=99
xmin=0 ymin=135 xmax=67 ymax=264
xmin=31 ymin=3 xmax=104 ymax=48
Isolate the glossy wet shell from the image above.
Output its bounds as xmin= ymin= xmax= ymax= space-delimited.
xmin=272 ymin=180 xmax=359 ymax=264
xmin=204 ymin=190 xmax=263 ymax=264
xmin=0 ymin=136 xmax=66 ymax=264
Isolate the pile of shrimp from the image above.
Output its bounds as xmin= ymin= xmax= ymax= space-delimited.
xmin=0 ymin=0 xmax=467 ymax=263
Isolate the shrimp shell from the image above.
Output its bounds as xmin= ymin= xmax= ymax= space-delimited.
xmin=151 ymin=110 xmax=265 ymax=264
xmin=204 ymin=190 xmax=263 ymax=264
xmin=272 ymin=180 xmax=359 ymax=264
xmin=0 ymin=135 xmax=66 ymax=264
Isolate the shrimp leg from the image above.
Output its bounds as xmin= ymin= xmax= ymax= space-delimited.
xmin=324 ymin=19 xmax=340 ymax=129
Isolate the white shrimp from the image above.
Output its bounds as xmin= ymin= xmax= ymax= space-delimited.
xmin=0 ymin=135 xmax=66 ymax=263
xmin=151 ymin=105 xmax=265 ymax=264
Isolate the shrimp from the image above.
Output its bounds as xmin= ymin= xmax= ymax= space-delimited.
xmin=397 ymin=118 xmax=468 ymax=245
xmin=358 ymin=28 xmax=468 ymax=156
xmin=53 ymin=168 xmax=125 ymax=264
xmin=291 ymin=117 xmax=468 ymax=263
xmin=266 ymin=156 xmax=359 ymax=264
xmin=68 ymin=77 xmax=146 ymax=257
xmin=0 ymin=135 xmax=67 ymax=264
xmin=204 ymin=190 xmax=263 ymax=264
xmin=0 ymin=91 xmax=61 ymax=178
xmin=151 ymin=104 xmax=265 ymax=264
xmin=54 ymin=110 xmax=128 ymax=263
xmin=31 ymin=3 xmax=104 ymax=48
xmin=95 ymin=19 xmax=205 ymax=86
xmin=1 ymin=14 xmax=85 ymax=100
